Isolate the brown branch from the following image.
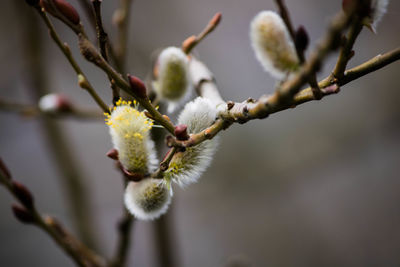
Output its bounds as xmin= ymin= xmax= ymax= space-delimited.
xmin=0 ymin=98 xmax=103 ymax=120
xmin=78 ymin=34 xmax=176 ymax=133
xmin=274 ymin=0 xmax=322 ymax=98
xmin=91 ymin=0 xmax=120 ymax=104
xmin=37 ymin=7 xmax=109 ymax=113
xmin=113 ymin=0 xmax=133 ymax=73
xmin=77 ymin=0 xmax=97 ymax=31
xmin=21 ymin=5 xmax=99 ymax=250
xmin=182 ymin=12 xmax=222 ymax=54
xmin=0 ymin=160 xmax=105 ymax=267
xmin=169 ymin=46 xmax=400 ymax=149
xmin=332 ymin=18 xmax=363 ymax=79
xmin=109 ymin=209 xmax=134 ymax=267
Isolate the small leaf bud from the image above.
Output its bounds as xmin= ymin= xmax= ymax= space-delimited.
xmin=295 ymin=25 xmax=309 ymax=53
xmin=106 ymin=148 xmax=119 ymax=160
xmin=12 ymin=181 xmax=34 ymax=209
xmin=127 ymin=75 xmax=147 ymax=99
xmin=40 ymin=0 xmax=80 ymax=25
xmin=12 ymin=204 xmax=34 ymax=224
xmin=174 ymin=124 xmax=189 ymax=141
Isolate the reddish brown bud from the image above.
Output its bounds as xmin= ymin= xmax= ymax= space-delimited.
xmin=40 ymin=0 xmax=80 ymax=25
xmin=127 ymin=75 xmax=147 ymax=99
xmin=12 ymin=181 xmax=34 ymax=209
xmin=295 ymin=25 xmax=309 ymax=52
xmin=0 ymin=158 xmax=11 ymax=180
xmin=106 ymin=148 xmax=119 ymax=160
xmin=174 ymin=124 xmax=189 ymax=141
xmin=12 ymin=204 xmax=34 ymax=224
xmin=210 ymin=12 xmax=222 ymax=27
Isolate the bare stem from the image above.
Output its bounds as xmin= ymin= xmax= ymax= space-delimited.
xmin=37 ymin=7 xmax=109 ymax=113
xmin=109 ymin=209 xmax=134 ymax=267
xmin=114 ymin=0 xmax=133 ymax=73
xmin=0 ymin=163 xmax=105 ymax=267
xmin=274 ymin=0 xmax=322 ymax=98
xmin=23 ymin=6 xmax=99 ymax=250
xmin=182 ymin=12 xmax=222 ymax=54
xmin=0 ymin=98 xmax=103 ymax=120
xmin=91 ymin=0 xmax=121 ymax=104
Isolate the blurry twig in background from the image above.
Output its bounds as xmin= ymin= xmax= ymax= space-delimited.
xmin=110 ymin=208 xmax=134 ymax=267
xmin=20 ymin=2 xmax=99 ymax=251
xmin=0 ymin=158 xmax=105 ymax=267
xmin=0 ymin=98 xmax=104 ymax=120
xmin=113 ymin=0 xmax=133 ymax=73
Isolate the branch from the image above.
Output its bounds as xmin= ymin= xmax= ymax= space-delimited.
xmin=182 ymin=12 xmax=222 ymax=54
xmin=275 ymin=0 xmax=322 ymax=98
xmin=113 ymin=0 xmax=133 ymax=73
xmin=37 ymin=7 xmax=109 ymax=113
xmin=0 ymin=98 xmax=103 ymax=120
xmin=0 ymin=159 xmax=105 ymax=267
xmin=91 ymin=0 xmax=121 ymax=104
xmin=109 ymin=209 xmax=134 ymax=267
xmin=169 ymin=45 xmax=400 ymax=149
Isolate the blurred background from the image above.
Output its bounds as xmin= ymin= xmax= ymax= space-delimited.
xmin=1 ymin=0 xmax=400 ymax=266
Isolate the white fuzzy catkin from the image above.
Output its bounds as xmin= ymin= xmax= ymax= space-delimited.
xmin=153 ymin=47 xmax=192 ymax=113
xmin=366 ymin=0 xmax=389 ymax=33
xmin=124 ymin=179 xmax=171 ymax=220
xmin=250 ymin=11 xmax=299 ymax=79
xmin=105 ymin=99 xmax=158 ymax=174
xmin=38 ymin=94 xmax=63 ymax=112
xmin=165 ymin=97 xmax=219 ymax=187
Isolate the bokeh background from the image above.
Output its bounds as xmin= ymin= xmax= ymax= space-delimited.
xmin=1 ymin=0 xmax=400 ymax=266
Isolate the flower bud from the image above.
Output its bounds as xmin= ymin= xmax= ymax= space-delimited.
xmin=250 ymin=11 xmax=299 ymax=79
xmin=38 ymin=93 xmax=73 ymax=113
xmin=174 ymin=124 xmax=189 ymax=141
xmin=105 ymin=99 xmax=158 ymax=174
xmin=40 ymin=0 xmax=80 ymax=25
xmin=124 ymin=179 xmax=171 ymax=220
xmin=106 ymin=148 xmax=119 ymax=160
xmin=295 ymin=26 xmax=309 ymax=53
xmin=165 ymin=97 xmax=219 ymax=187
xmin=127 ymin=75 xmax=147 ymax=99
xmin=152 ymin=47 xmax=192 ymax=113
xmin=12 ymin=204 xmax=35 ymax=224
xmin=12 ymin=181 xmax=34 ymax=209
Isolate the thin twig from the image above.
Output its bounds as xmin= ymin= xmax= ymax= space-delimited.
xmin=0 ymin=98 xmax=103 ymax=120
xmin=77 ymin=0 xmax=97 ymax=31
xmin=182 ymin=12 xmax=222 ymax=54
xmin=23 ymin=6 xmax=99 ymax=250
xmin=332 ymin=18 xmax=363 ymax=79
xmin=168 ymin=46 xmax=400 ymax=149
xmin=91 ymin=0 xmax=121 ymax=104
xmin=109 ymin=209 xmax=134 ymax=267
xmin=37 ymin=7 xmax=109 ymax=113
xmin=114 ymin=0 xmax=133 ymax=73
xmin=274 ymin=0 xmax=322 ymax=98
xmin=78 ymin=34 xmax=176 ymax=133
xmin=0 ymin=161 xmax=105 ymax=267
